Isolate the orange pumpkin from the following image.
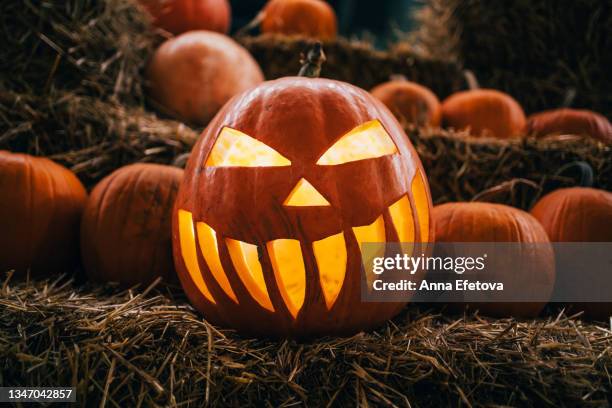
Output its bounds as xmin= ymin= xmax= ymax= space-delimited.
xmin=371 ymin=79 xmax=441 ymax=127
xmin=147 ymin=31 xmax=264 ymax=126
xmin=433 ymin=202 xmax=555 ymax=317
xmin=261 ymin=0 xmax=337 ymax=40
xmin=531 ymin=188 xmax=612 ymax=242
xmin=531 ymin=188 xmax=612 ymax=320
xmin=525 ymin=108 xmax=612 ymax=144
xmin=0 ymin=151 xmax=87 ymax=276
xmin=172 ymin=76 xmax=433 ymax=337
xmin=81 ymin=164 xmax=183 ymax=287
xmin=140 ymin=0 xmax=231 ymax=35
xmin=441 ymin=89 xmax=526 ymax=139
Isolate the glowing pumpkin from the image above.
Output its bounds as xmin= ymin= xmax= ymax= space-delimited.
xmin=139 ymin=0 xmax=231 ymax=35
xmin=261 ymin=0 xmax=337 ymax=40
xmin=525 ymin=108 xmax=612 ymax=144
xmin=433 ymin=202 xmax=555 ymax=317
xmin=147 ymin=31 xmax=264 ymax=126
xmin=0 ymin=151 xmax=86 ymax=276
xmin=441 ymin=89 xmax=526 ymax=139
xmin=371 ymin=78 xmax=441 ymax=127
xmin=81 ymin=164 xmax=183 ymax=286
xmin=172 ymin=77 xmax=432 ymax=337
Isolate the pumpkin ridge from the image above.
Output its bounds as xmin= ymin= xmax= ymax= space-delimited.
xmin=145 ymin=170 xmax=167 ymax=280
xmin=25 ymin=155 xmax=35 ymax=268
xmin=40 ymin=161 xmax=58 ymax=271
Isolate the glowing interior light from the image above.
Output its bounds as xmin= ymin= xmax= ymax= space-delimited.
xmin=352 ymin=215 xmax=386 ymax=289
xmin=196 ymin=222 xmax=238 ymax=303
xmin=226 ymin=239 xmax=275 ymax=312
xmin=389 ymin=195 xmax=416 ymax=254
xmin=284 ymin=178 xmax=331 ymax=206
xmin=206 ymin=127 xmax=291 ymax=167
xmin=266 ymin=239 xmax=306 ymax=318
xmin=411 ymin=170 xmax=430 ymax=243
xmin=178 ymin=210 xmax=215 ymax=304
xmin=313 ymin=232 xmax=347 ymax=309
xmin=316 ymin=120 xmax=397 ymax=165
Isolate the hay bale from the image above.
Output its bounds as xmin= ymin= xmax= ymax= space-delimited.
xmin=0 ymin=0 xmax=159 ymax=105
xmin=0 ymin=89 xmax=196 ymax=187
xmin=407 ymin=0 xmax=612 ymax=117
xmin=1 ymin=274 xmax=610 ymax=406
xmin=411 ymin=128 xmax=612 ymax=209
xmin=238 ymin=34 xmax=464 ymax=98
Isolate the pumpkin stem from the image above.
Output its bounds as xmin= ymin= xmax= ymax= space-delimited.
xmin=561 ymin=88 xmax=576 ymax=108
xmin=390 ymin=74 xmax=408 ymax=82
xmin=463 ymin=70 xmax=480 ymax=90
xmin=471 ymin=178 xmax=540 ymax=207
xmin=298 ymin=42 xmax=326 ymax=78
xmin=553 ymin=161 xmax=594 ymax=188
xmin=235 ymin=11 xmax=265 ymax=37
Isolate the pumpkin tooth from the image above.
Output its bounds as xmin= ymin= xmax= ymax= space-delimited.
xmin=226 ymin=239 xmax=275 ymax=312
xmin=411 ymin=169 xmax=430 ymax=243
xmin=266 ymin=239 xmax=306 ymax=319
xmin=195 ymin=221 xmax=238 ymax=303
xmin=313 ymin=232 xmax=347 ymax=310
xmin=177 ymin=210 xmax=216 ymax=304
xmin=352 ymin=215 xmax=386 ymax=291
xmin=388 ymin=195 xmax=416 ymax=255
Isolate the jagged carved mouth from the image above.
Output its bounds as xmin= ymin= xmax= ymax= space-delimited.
xmin=177 ymin=172 xmax=429 ymax=319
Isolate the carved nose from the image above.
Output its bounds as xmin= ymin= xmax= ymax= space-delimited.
xmin=284 ymin=178 xmax=330 ymax=206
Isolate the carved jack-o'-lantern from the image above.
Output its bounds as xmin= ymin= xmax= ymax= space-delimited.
xmin=172 ymin=76 xmax=432 ymax=337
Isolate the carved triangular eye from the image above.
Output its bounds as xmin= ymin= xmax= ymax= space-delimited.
xmin=206 ymin=127 xmax=291 ymax=167
xmin=316 ymin=120 xmax=397 ymax=165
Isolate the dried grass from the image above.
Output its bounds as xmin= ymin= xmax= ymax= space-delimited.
xmin=0 ymin=0 xmax=160 ymax=105
xmin=411 ymin=128 xmax=612 ymax=209
xmin=1 ymin=273 xmax=610 ymax=406
xmin=0 ymin=89 xmax=196 ymax=186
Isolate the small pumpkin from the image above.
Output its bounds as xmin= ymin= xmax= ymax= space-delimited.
xmin=530 ymin=187 xmax=612 ymax=320
xmin=147 ymin=31 xmax=264 ymax=126
xmin=433 ymin=202 xmax=555 ymax=317
xmin=81 ymin=164 xmax=183 ymax=287
xmin=371 ymin=78 xmax=441 ymax=127
xmin=0 ymin=151 xmax=87 ymax=276
xmin=441 ymin=90 xmax=526 ymax=139
xmin=261 ymin=0 xmax=337 ymax=40
xmin=172 ymin=62 xmax=432 ymax=337
xmin=139 ymin=0 xmax=231 ymax=35
xmin=525 ymin=108 xmax=612 ymax=144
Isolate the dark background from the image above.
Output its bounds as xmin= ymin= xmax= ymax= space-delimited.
xmin=229 ymin=0 xmax=416 ymax=47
